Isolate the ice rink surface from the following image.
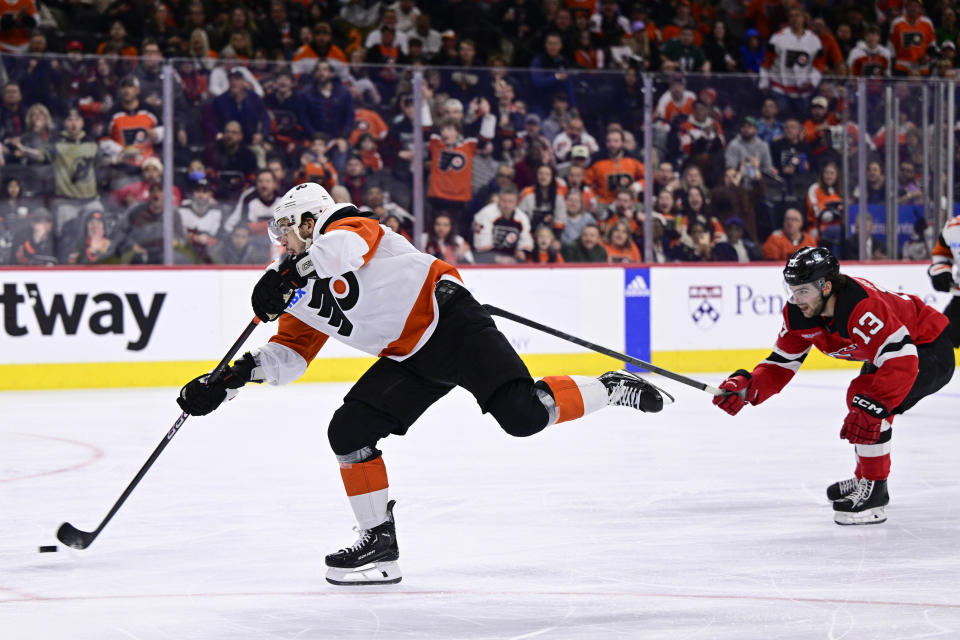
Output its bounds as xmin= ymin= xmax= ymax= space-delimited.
xmin=2 ymin=369 xmax=959 ymax=640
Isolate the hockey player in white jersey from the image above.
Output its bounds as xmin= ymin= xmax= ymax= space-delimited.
xmin=928 ymin=214 xmax=960 ymax=348
xmin=176 ymin=182 xmax=672 ymax=586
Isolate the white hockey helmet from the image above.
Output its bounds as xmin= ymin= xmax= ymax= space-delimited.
xmin=269 ymin=182 xmax=335 ymax=247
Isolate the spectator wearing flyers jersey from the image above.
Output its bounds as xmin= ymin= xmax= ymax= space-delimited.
xmin=759 ymin=6 xmax=826 ymax=118
xmin=428 ymin=118 xmax=483 ymax=239
xmin=848 ymin=25 xmax=892 ymax=77
xmin=585 ymin=127 xmax=645 ymax=206
xmin=888 ymin=0 xmax=935 ymax=76
xmin=100 ymin=75 xmax=162 ymax=170
xmin=472 ymin=184 xmax=533 ymax=264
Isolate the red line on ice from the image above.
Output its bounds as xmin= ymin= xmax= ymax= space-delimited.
xmin=0 ymin=432 xmax=104 ymax=483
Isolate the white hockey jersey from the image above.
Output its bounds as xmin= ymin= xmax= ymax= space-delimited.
xmin=253 ymin=209 xmax=462 ymax=385
xmin=760 ymin=28 xmax=824 ymax=97
xmin=932 ymin=215 xmax=960 ymax=277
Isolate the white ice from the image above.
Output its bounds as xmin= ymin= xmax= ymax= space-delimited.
xmin=2 ymin=369 xmax=959 ymax=640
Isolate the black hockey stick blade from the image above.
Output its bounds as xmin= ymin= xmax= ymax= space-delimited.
xmin=55 ymin=317 xmax=261 ymax=550
xmin=56 ymin=522 xmax=95 ymax=550
xmin=482 ymin=304 xmax=725 ymax=396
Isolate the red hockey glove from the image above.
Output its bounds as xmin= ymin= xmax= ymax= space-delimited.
xmin=839 ymin=394 xmax=889 ymax=444
xmin=712 ymin=369 xmax=755 ymax=416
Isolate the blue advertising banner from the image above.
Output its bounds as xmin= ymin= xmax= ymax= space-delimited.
xmin=623 ymin=267 xmax=651 ymax=373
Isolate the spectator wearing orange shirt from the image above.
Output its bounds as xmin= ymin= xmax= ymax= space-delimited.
xmin=0 ymin=0 xmax=37 ymax=53
xmin=428 ymin=118 xmax=480 ymax=238
xmin=810 ymin=17 xmax=844 ymax=72
xmin=96 ymin=20 xmax=138 ymax=58
xmin=601 ymin=219 xmax=642 ymax=263
xmin=586 ymin=127 xmax=645 ymax=205
xmin=762 ymin=207 xmax=816 ymax=261
xmin=888 ymin=0 xmax=935 ymax=76
xmin=806 ymin=161 xmax=843 ymax=233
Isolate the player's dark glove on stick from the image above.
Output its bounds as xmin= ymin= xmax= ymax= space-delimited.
xmin=840 ymin=394 xmax=888 ymax=444
xmin=712 ymin=369 xmax=755 ymax=415
xmin=251 ymin=252 xmax=316 ymax=322
xmin=928 ymin=264 xmax=956 ymax=293
xmin=177 ymin=352 xmax=259 ymax=416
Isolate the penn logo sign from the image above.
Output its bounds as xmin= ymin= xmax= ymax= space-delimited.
xmin=689 ymin=285 xmax=722 ymax=329
xmin=1 ymin=282 xmax=165 ymax=351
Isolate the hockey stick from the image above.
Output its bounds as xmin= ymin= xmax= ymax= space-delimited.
xmin=56 ymin=316 xmax=262 ymax=550
xmin=483 ymin=304 xmax=725 ymax=396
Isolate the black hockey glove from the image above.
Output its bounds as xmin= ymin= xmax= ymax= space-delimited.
xmin=177 ymin=352 xmax=259 ymax=416
xmin=251 ymin=252 xmax=316 ymax=322
xmin=928 ymin=264 xmax=956 ymax=293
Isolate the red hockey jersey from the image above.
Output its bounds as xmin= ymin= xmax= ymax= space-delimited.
xmin=748 ymin=276 xmax=949 ymax=413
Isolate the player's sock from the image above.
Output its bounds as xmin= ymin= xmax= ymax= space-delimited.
xmin=536 ymin=375 xmax=610 ymax=425
xmin=854 ymin=418 xmax=893 ymax=481
xmin=336 ymin=448 xmax=389 ymax=530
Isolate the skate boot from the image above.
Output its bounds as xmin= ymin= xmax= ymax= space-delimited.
xmin=833 ymin=478 xmax=889 ymax=525
xmin=325 ymin=500 xmax=402 ymax=585
xmin=600 ymin=370 xmax=673 ymax=413
xmin=826 ymin=477 xmax=859 ymax=502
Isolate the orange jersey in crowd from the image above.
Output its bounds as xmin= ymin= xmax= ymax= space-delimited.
xmin=296 ymin=161 xmax=338 ymax=190
xmin=427 ymin=135 xmax=477 ymax=203
xmin=0 ymin=0 xmax=37 ymax=52
xmin=655 ymin=90 xmax=697 ymax=124
xmin=585 ymin=155 xmax=645 ymax=204
xmin=848 ymin=45 xmax=892 ymax=77
xmin=806 ymin=182 xmax=842 ymax=228
xmin=601 ymin=241 xmax=642 ymax=263
xmin=103 ymin=107 xmax=160 ymax=167
xmin=888 ymin=15 xmax=935 ymax=74
xmin=349 ymin=108 xmax=390 ymax=146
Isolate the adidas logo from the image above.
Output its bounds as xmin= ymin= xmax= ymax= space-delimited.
xmin=625 ymin=275 xmax=650 ymax=297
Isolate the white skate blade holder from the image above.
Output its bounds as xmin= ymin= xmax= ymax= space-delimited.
xmin=834 ymin=506 xmax=887 ymax=526
xmin=326 ymin=561 xmax=402 ymax=586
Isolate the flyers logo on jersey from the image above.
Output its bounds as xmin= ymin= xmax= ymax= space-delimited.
xmin=439 ymin=150 xmax=467 ymax=171
xmin=307 ymin=272 xmax=360 ymax=336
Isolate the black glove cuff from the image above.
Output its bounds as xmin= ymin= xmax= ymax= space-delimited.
xmin=851 ymin=393 xmax=889 ymax=418
xmin=730 ymin=369 xmax=752 ymax=380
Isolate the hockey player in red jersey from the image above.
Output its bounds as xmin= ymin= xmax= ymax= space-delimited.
xmin=713 ymin=247 xmax=954 ymax=525
xmin=176 ymin=182 xmax=671 ymax=585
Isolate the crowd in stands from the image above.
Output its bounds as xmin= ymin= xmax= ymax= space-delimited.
xmin=0 ymin=0 xmax=957 ymax=267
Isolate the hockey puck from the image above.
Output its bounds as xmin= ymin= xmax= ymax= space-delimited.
xmin=38 ymin=545 xmax=58 ymax=553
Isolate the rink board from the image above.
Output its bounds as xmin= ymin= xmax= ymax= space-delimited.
xmin=0 ymin=263 xmax=954 ymax=389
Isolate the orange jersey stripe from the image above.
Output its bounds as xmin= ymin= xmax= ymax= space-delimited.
xmin=339 ymin=457 xmax=389 ymax=497
xmin=269 ymin=313 xmax=329 ymax=362
xmin=325 ymin=217 xmax=385 ymax=268
xmin=379 ymin=262 xmax=461 ymax=358
xmin=540 ymin=375 xmax=586 ymax=423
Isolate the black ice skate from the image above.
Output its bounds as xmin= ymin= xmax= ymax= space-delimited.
xmin=826 ymin=477 xmax=859 ymax=502
xmin=833 ymin=478 xmax=889 ymax=525
xmin=600 ymin=370 xmax=673 ymax=413
xmin=325 ymin=500 xmax=402 ymax=585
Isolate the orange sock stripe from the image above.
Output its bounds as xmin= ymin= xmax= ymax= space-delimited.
xmin=540 ymin=375 xmax=585 ymax=423
xmin=339 ymin=457 xmax=389 ymax=497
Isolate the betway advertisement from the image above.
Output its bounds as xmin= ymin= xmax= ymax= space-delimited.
xmin=649 ymin=263 xmax=952 ymax=352
xmin=0 ymin=267 xmax=624 ymax=369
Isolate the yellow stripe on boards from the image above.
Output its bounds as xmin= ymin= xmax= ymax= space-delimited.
xmin=7 ymin=349 xmax=954 ymax=391
xmin=0 ymin=353 xmax=614 ymax=391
